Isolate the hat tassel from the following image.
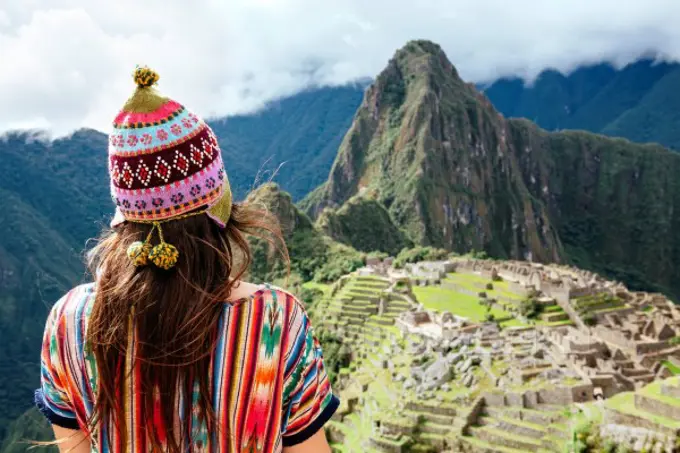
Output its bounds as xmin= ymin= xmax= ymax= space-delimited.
xmin=126 ymin=222 xmax=179 ymax=270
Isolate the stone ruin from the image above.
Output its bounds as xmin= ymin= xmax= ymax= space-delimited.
xmin=329 ymin=257 xmax=680 ymax=452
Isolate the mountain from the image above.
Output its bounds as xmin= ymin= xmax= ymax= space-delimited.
xmin=211 ymin=85 xmax=365 ymax=200
xmin=245 ymin=182 xmax=365 ymax=284
xmin=484 ymin=59 xmax=680 ymax=150
xmin=316 ymin=192 xmax=412 ymax=256
xmin=301 ymin=40 xmax=680 ymax=300
xmin=0 ymin=130 xmax=109 ymax=438
xmin=0 ymin=410 xmax=53 ymax=453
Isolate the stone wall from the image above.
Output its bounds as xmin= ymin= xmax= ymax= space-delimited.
xmin=482 ymin=385 xmax=593 ymax=409
xmin=368 ymin=436 xmax=408 ymax=453
xmin=482 ymin=391 xmax=507 ymax=407
xmin=330 ymin=273 xmax=352 ymax=297
xmin=570 ymin=384 xmax=596 ymax=403
xmin=661 ymin=382 xmax=680 ymax=398
xmin=568 ymin=340 xmax=605 ymax=353
xmin=404 ymin=401 xmax=457 ymax=416
xmin=592 ymin=307 xmax=636 ymax=323
xmin=590 ymin=375 xmax=619 ymax=399
xmin=570 ymin=286 xmax=598 ymax=299
xmin=381 ymin=421 xmax=415 ymax=435
xmin=507 ymin=281 xmax=531 ymax=297
xmin=593 ymin=326 xmax=636 ymax=351
xmin=539 ymin=282 xmax=571 ymax=304
xmin=604 ymin=407 xmax=679 ymax=436
xmin=553 ymin=294 xmax=586 ymax=330
xmin=636 ymin=393 xmax=680 ymax=420
xmin=464 ymin=397 xmax=486 ymax=428
xmin=636 ymin=340 xmax=672 ymax=355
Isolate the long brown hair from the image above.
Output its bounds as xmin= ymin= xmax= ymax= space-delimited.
xmin=85 ymin=202 xmax=287 ymax=452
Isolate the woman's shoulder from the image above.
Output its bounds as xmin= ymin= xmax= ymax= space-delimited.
xmin=47 ymin=283 xmax=96 ymax=326
xmin=247 ymin=283 xmax=303 ymax=308
xmin=240 ymin=283 xmax=311 ymax=323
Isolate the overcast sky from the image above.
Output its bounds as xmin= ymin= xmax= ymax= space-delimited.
xmin=1 ymin=0 xmax=679 ymax=136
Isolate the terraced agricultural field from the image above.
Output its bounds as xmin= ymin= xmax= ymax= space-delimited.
xmin=411 ymin=284 xmax=512 ymax=323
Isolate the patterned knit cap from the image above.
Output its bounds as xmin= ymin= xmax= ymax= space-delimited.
xmin=109 ymin=67 xmax=231 ymax=229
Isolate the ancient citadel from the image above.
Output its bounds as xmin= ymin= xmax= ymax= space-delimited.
xmin=311 ymin=258 xmax=680 ymax=453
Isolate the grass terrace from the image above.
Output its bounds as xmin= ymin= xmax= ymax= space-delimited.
xmin=302 ymin=281 xmax=332 ymax=296
xmin=662 ymin=360 xmax=680 ymax=376
xmin=412 ymin=283 xmax=520 ymax=325
xmin=605 ymin=377 xmax=680 ymax=433
xmin=572 ymin=292 xmax=627 ymax=319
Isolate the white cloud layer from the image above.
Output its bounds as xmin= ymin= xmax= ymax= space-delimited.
xmin=1 ymin=0 xmax=680 ymax=136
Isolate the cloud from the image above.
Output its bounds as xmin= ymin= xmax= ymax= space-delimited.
xmin=1 ymin=0 xmax=679 ymax=136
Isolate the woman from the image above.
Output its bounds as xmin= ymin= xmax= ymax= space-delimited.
xmin=34 ymin=67 xmax=339 ymax=453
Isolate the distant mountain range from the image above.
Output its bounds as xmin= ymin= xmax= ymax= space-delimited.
xmin=211 ymin=84 xmax=366 ymax=200
xmin=3 ymin=43 xmax=680 ymax=447
xmin=483 ymin=58 xmax=680 ymax=150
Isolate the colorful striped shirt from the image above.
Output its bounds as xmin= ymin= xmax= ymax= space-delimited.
xmin=35 ymin=283 xmax=339 ymax=452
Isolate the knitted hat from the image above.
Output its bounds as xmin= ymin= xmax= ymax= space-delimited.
xmin=108 ymin=67 xmax=232 ymax=269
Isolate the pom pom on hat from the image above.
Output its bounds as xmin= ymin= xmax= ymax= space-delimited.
xmin=149 ymin=243 xmax=179 ymax=270
xmin=133 ymin=66 xmax=160 ymax=88
xmin=127 ymin=241 xmax=152 ymax=267
xmin=122 ymin=65 xmax=168 ymax=113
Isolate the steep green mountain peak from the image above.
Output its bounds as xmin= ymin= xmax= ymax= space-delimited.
xmin=302 ymin=40 xmax=680 ymax=300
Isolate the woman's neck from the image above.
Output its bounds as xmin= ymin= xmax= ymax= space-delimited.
xmin=227 ymin=281 xmax=263 ymax=302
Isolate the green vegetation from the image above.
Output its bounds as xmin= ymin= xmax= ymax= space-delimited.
xmin=485 ymin=59 xmax=680 ymax=151
xmin=314 ymin=329 xmax=350 ymax=385
xmin=412 ymin=284 xmax=513 ymax=323
xmin=393 ymin=246 xmax=451 ymax=269
xmin=518 ymin=297 xmax=543 ymax=319
xmin=316 ymin=195 xmax=412 ymax=255
xmin=605 ymin=385 xmax=680 ymax=436
xmin=0 ymin=409 xmax=55 ymax=453
xmin=301 ymin=281 xmax=332 ymax=297
xmin=662 ymin=360 xmax=680 ymax=376
xmin=299 ymin=286 xmax=325 ymax=308
xmin=0 ymin=130 xmax=109 ymax=439
xmin=7 ymin=37 xmax=680 ymax=451
xmin=247 ymin=183 xmax=365 ymax=284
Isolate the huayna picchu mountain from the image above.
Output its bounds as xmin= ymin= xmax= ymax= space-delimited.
xmin=301 ymin=40 xmax=680 ymax=300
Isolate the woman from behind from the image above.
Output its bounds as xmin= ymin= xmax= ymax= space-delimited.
xmin=34 ymin=67 xmax=339 ymax=453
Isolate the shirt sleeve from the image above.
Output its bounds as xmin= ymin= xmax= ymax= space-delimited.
xmin=281 ymin=300 xmax=339 ymax=446
xmin=34 ymin=295 xmax=80 ymax=429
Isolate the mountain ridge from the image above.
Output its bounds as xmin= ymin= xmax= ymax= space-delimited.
xmin=484 ymin=58 xmax=680 ymax=150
